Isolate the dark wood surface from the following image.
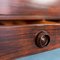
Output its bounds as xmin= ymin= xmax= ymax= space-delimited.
xmin=0 ymin=24 xmax=60 ymax=60
xmin=0 ymin=20 xmax=58 ymax=26
xmin=0 ymin=0 xmax=60 ymax=20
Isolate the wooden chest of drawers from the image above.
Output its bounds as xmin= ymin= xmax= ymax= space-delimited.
xmin=0 ymin=0 xmax=60 ymax=60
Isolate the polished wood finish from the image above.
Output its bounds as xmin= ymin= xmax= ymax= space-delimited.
xmin=0 ymin=0 xmax=60 ymax=20
xmin=0 ymin=25 xmax=60 ymax=60
xmin=0 ymin=20 xmax=58 ymax=26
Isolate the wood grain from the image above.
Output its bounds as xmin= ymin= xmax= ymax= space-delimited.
xmin=0 ymin=25 xmax=60 ymax=60
xmin=0 ymin=0 xmax=60 ymax=20
xmin=0 ymin=20 xmax=58 ymax=26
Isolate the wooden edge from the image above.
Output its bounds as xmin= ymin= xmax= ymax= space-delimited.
xmin=0 ymin=15 xmax=60 ymax=20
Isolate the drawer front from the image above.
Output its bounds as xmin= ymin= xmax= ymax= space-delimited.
xmin=0 ymin=25 xmax=60 ymax=60
xmin=0 ymin=0 xmax=60 ymax=20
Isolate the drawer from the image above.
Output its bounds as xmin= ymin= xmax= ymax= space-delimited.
xmin=0 ymin=24 xmax=60 ymax=60
xmin=0 ymin=0 xmax=59 ymax=20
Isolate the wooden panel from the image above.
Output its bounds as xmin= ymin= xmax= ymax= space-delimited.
xmin=0 ymin=0 xmax=60 ymax=20
xmin=0 ymin=25 xmax=60 ymax=60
